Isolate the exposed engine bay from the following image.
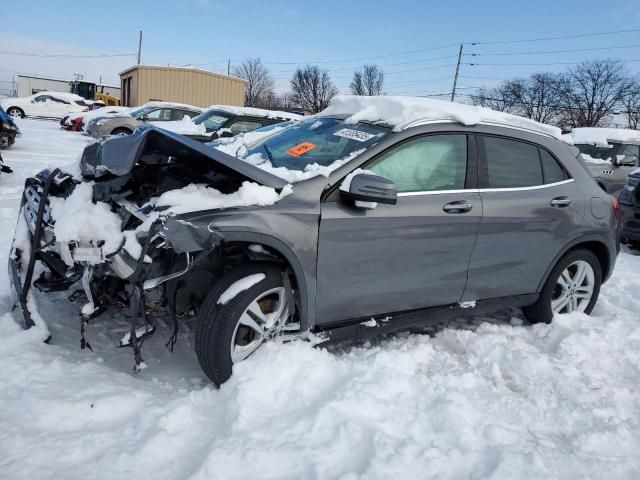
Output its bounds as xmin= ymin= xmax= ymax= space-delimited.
xmin=10 ymin=126 xmax=291 ymax=370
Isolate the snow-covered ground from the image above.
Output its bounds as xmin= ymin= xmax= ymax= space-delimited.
xmin=1 ymin=119 xmax=640 ymax=480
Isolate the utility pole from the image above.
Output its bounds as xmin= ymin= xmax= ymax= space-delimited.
xmin=137 ymin=30 xmax=143 ymax=64
xmin=227 ymin=59 xmax=230 ymax=76
xmin=450 ymin=44 xmax=463 ymax=102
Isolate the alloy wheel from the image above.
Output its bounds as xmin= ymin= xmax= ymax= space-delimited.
xmin=230 ymin=287 xmax=291 ymax=363
xmin=551 ymin=260 xmax=595 ymax=314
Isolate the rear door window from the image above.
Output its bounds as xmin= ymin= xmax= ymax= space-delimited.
xmin=539 ymin=149 xmax=568 ymax=184
xmin=481 ymin=136 xmax=543 ymax=188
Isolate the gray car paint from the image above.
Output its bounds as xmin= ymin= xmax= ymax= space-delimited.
xmin=164 ymin=122 xmax=617 ymax=330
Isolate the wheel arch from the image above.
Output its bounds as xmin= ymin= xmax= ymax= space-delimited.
xmin=537 ymin=233 xmax=615 ymax=292
xmin=217 ymin=232 xmax=312 ymax=331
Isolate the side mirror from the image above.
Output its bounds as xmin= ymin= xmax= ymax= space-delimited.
xmin=340 ymin=172 xmax=397 ymax=209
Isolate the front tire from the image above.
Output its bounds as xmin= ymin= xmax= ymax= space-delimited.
xmin=111 ymin=127 xmax=132 ymax=136
xmin=7 ymin=107 xmax=24 ymax=119
xmin=523 ymin=249 xmax=602 ymax=324
xmin=195 ymin=264 xmax=294 ymax=386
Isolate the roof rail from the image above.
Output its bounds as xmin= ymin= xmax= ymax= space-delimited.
xmin=403 ymin=118 xmax=559 ymax=140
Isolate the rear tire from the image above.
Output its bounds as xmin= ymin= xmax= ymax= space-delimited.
xmin=195 ymin=264 xmax=292 ymax=386
xmin=7 ymin=107 xmax=24 ymax=119
xmin=111 ymin=127 xmax=132 ymax=136
xmin=523 ymin=249 xmax=602 ymax=324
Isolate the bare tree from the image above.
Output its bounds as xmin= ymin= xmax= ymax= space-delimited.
xmin=509 ymin=73 xmax=565 ymax=124
xmin=290 ymin=65 xmax=338 ymax=113
xmin=470 ymin=84 xmax=519 ymax=112
xmin=231 ymin=57 xmax=275 ymax=108
xmin=622 ymin=80 xmax=640 ymax=129
xmin=350 ymin=64 xmax=384 ymax=96
xmin=560 ymin=59 xmax=634 ymax=128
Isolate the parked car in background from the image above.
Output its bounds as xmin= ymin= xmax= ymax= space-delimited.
xmin=0 ymin=92 xmax=89 ymax=119
xmin=9 ymin=96 xmax=620 ymax=386
xmin=0 ymin=106 xmax=20 ymax=148
xmin=566 ymin=128 xmax=640 ymax=195
xmin=61 ymin=106 xmax=131 ymax=132
xmin=170 ymin=106 xmax=302 ymax=142
xmin=619 ymin=169 xmax=640 ymax=247
xmin=83 ymin=102 xmax=202 ymax=138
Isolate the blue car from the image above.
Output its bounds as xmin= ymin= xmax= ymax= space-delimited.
xmin=0 ymin=105 xmax=20 ymax=148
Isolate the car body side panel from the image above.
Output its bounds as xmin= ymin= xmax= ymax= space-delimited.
xmin=315 ymin=192 xmax=482 ymax=325
xmin=463 ymin=181 xmax=589 ymax=300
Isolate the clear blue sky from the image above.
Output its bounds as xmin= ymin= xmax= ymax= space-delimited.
xmin=1 ymin=0 xmax=639 ymax=98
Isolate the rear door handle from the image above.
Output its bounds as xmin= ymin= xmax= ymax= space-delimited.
xmin=443 ymin=200 xmax=473 ymax=214
xmin=550 ymin=196 xmax=572 ymax=208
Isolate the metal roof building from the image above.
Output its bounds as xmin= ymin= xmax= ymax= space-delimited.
xmin=119 ymin=65 xmax=246 ymax=108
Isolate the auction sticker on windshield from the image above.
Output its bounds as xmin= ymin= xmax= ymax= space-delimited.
xmin=333 ymin=128 xmax=376 ymax=142
xmin=287 ymin=141 xmax=316 ymax=157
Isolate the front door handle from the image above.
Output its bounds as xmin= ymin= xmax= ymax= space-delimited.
xmin=443 ymin=200 xmax=473 ymax=214
xmin=550 ymin=196 xmax=572 ymax=208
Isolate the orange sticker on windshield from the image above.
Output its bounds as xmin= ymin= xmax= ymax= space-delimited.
xmin=286 ymin=141 xmax=316 ymax=157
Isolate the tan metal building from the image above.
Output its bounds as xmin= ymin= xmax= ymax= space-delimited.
xmin=119 ymin=65 xmax=246 ymax=107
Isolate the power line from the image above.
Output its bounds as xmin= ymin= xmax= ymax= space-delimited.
xmin=470 ymin=28 xmax=640 ymax=46
xmin=0 ymin=50 xmax=136 ymax=58
xmin=264 ymin=43 xmax=460 ymax=65
xmin=468 ymin=43 xmax=640 ymax=57
xmin=466 ymin=59 xmax=640 ymax=67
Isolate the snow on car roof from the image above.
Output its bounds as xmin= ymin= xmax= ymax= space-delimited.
xmin=32 ymin=91 xmax=86 ymax=102
xmin=320 ymin=95 xmax=565 ymax=140
xmin=565 ymin=127 xmax=640 ymax=147
xmin=206 ymin=105 xmax=302 ymax=120
xmin=141 ymin=101 xmax=203 ymax=111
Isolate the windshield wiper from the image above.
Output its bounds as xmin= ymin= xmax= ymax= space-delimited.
xmin=263 ymin=144 xmax=274 ymax=163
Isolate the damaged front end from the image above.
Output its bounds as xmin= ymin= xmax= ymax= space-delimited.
xmin=9 ymin=126 xmax=288 ymax=370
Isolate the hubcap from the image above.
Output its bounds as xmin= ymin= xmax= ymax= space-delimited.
xmin=551 ymin=260 xmax=595 ymax=314
xmin=9 ymin=110 xmax=21 ymax=118
xmin=230 ymin=287 xmax=292 ymax=363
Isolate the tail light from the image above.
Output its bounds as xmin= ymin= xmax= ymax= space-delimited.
xmin=611 ymin=196 xmax=622 ymax=225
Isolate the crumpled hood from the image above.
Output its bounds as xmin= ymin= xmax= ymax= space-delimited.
xmin=80 ymin=125 xmax=288 ymax=190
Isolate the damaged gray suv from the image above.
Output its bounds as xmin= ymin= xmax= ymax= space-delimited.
xmin=9 ymin=97 xmax=620 ymax=385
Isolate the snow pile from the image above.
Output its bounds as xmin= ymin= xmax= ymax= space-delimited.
xmin=218 ymin=274 xmax=266 ymax=305
xmin=156 ymin=116 xmax=206 ymax=135
xmin=567 ymin=127 xmax=640 ymax=147
xmin=322 ymin=95 xmax=565 ymax=140
xmin=48 ymin=182 xmax=124 ymax=257
xmin=212 ymin=125 xmax=289 ymax=158
xmin=155 ymin=181 xmax=293 ymax=215
xmin=206 ymin=105 xmax=303 ymax=121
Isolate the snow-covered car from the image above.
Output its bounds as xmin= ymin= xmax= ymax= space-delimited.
xmin=565 ymin=128 xmax=640 ymax=195
xmin=164 ymin=106 xmax=302 ymax=141
xmin=9 ymin=96 xmax=620 ymax=386
xmin=0 ymin=92 xmax=89 ymax=119
xmin=0 ymin=106 xmax=20 ymax=148
xmin=83 ymin=102 xmax=202 ymax=138
xmin=60 ymin=106 xmax=131 ymax=132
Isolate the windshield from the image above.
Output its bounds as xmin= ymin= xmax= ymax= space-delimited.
xmin=243 ymin=118 xmax=389 ymax=171
xmin=576 ymin=143 xmax=614 ymax=162
xmin=193 ymin=110 xmax=231 ymax=133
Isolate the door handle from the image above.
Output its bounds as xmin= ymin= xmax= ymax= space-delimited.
xmin=550 ymin=197 xmax=572 ymax=208
xmin=443 ymin=200 xmax=473 ymax=214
